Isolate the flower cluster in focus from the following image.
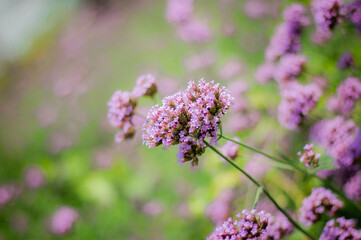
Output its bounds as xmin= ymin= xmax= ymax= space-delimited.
xmin=297 ymin=144 xmax=321 ymax=168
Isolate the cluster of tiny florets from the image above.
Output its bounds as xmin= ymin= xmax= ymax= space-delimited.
xmin=143 ymin=79 xmax=234 ymax=166
xmin=220 ymin=137 xmax=241 ymax=161
xmin=320 ymin=217 xmax=361 ymax=240
xmin=107 ymin=74 xmax=157 ymax=142
xmin=310 ymin=116 xmax=361 ymax=167
xmin=273 ymin=54 xmax=307 ymax=84
xmin=297 ymin=144 xmax=321 ymax=168
xmin=278 ymin=82 xmax=322 ymax=130
xmin=299 ymin=187 xmax=343 ymax=226
xmin=261 ymin=212 xmax=294 ymax=240
xmin=346 ymin=0 xmax=361 ymax=31
xmin=311 ymin=0 xmax=345 ymax=33
xmin=343 ymin=171 xmax=361 ymax=201
xmin=327 ymin=76 xmax=361 ymax=116
xmin=207 ymin=209 xmax=270 ymax=240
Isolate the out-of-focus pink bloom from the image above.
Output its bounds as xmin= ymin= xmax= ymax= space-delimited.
xmin=338 ymin=52 xmax=355 ymax=70
xmin=157 ymin=77 xmax=179 ymax=96
xmin=243 ymin=0 xmax=278 ymax=19
xmin=222 ymin=23 xmax=236 ymax=37
xmin=343 ymin=171 xmax=361 ymax=201
xmin=311 ymin=29 xmax=332 ymax=44
xmin=48 ymin=132 xmax=73 ymax=154
xmin=175 ymin=201 xmax=191 ymax=219
xmin=327 ymin=76 xmax=361 ymax=116
xmin=177 ymin=19 xmax=212 ymax=43
xmin=114 ymin=121 xmax=136 ymax=143
xmin=261 ymin=212 xmax=294 ymax=240
xmin=220 ymin=137 xmax=240 ymax=161
xmin=274 ymin=54 xmax=307 ymax=84
xmin=228 ymin=80 xmax=249 ymax=112
xmin=297 ymin=144 xmax=321 ymax=168
xmin=244 ymin=155 xmax=270 ymax=180
xmin=226 ymin=112 xmax=261 ymax=133
xmin=314 ymin=76 xmax=328 ymax=89
xmin=0 ymin=184 xmax=22 ymax=207
xmin=36 ymin=105 xmax=58 ymax=127
xmin=254 ymin=62 xmax=275 ymax=85
xmin=218 ymin=59 xmax=243 ymax=80
xmin=346 ymin=0 xmax=361 ymax=31
xmin=24 ymin=166 xmax=45 ymax=189
xmin=132 ymin=74 xmax=157 ymax=98
xmin=184 ymin=51 xmax=217 ymax=71
xmin=205 ymin=189 xmax=234 ymax=224
xmin=142 ymin=201 xmax=164 ymax=217
xmin=278 ymin=82 xmax=322 ymax=130
xmin=50 ymin=206 xmax=79 ymax=236
xmin=311 ymin=0 xmax=345 ymax=31
xmin=165 ymin=0 xmax=194 ymax=25
xmin=93 ymin=148 xmax=114 ymax=169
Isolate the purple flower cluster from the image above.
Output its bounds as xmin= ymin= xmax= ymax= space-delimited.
xmin=343 ymin=171 xmax=361 ymax=201
xmin=254 ymin=62 xmax=275 ymax=85
xmin=206 ymin=189 xmax=234 ymax=224
xmin=165 ymin=0 xmax=193 ymax=25
xmin=273 ymin=54 xmax=307 ymax=84
xmin=107 ymin=74 xmax=157 ymax=142
xmin=177 ymin=19 xmax=212 ymax=43
xmin=265 ymin=3 xmax=309 ymax=61
xmin=207 ymin=209 xmax=270 ymax=240
xmin=327 ymin=77 xmax=361 ymax=116
xmin=220 ymin=137 xmax=240 ymax=161
xmin=338 ymin=52 xmax=355 ymax=70
xmin=299 ymin=187 xmax=343 ymax=226
xmin=310 ymin=116 xmax=361 ymax=167
xmin=143 ymin=79 xmax=234 ymax=166
xmin=50 ymin=206 xmax=79 ymax=236
xmin=346 ymin=0 xmax=361 ymax=31
xmin=278 ymin=82 xmax=322 ymax=130
xmin=297 ymin=143 xmax=321 ymax=168
xmin=320 ymin=217 xmax=361 ymax=240
xmin=261 ymin=212 xmax=294 ymax=240
xmin=0 ymin=184 xmax=22 ymax=207
xmin=24 ymin=166 xmax=45 ymax=189
xmin=311 ymin=0 xmax=345 ymax=43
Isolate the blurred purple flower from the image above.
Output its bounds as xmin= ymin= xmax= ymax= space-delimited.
xmin=320 ymin=217 xmax=361 ymax=240
xmin=177 ymin=19 xmax=212 ymax=43
xmin=165 ymin=0 xmax=194 ymax=25
xmin=346 ymin=0 xmax=361 ymax=31
xmin=344 ymin=171 xmax=361 ymax=201
xmin=24 ymin=166 xmax=45 ymax=189
xmin=132 ymin=74 xmax=157 ymax=98
xmin=220 ymin=137 xmax=240 ymax=161
xmin=254 ymin=62 xmax=275 ymax=85
xmin=218 ymin=59 xmax=244 ymax=80
xmin=312 ymin=0 xmax=345 ymax=31
xmin=338 ymin=52 xmax=355 ymax=70
xmin=274 ymin=54 xmax=307 ymax=84
xmin=206 ymin=189 xmax=234 ymax=224
xmin=184 ymin=51 xmax=217 ymax=72
xmin=299 ymin=187 xmax=343 ymax=226
xmin=261 ymin=212 xmax=294 ymax=240
xmin=310 ymin=117 xmax=361 ymax=167
xmin=142 ymin=200 xmax=164 ymax=217
xmin=207 ymin=209 xmax=270 ymax=240
xmin=327 ymin=76 xmax=361 ymax=116
xmin=278 ymin=82 xmax=322 ymax=130
xmin=0 ymin=184 xmax=22 ymax=207
xmin=50 ymin=206 xmax=79 ymax=236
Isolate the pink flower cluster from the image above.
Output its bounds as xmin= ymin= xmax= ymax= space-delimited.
xmin=206 ymin=189 xmax=234 ymax=224
xmin=143 ymin=79 xmax=234 ymax=166
xmin=50 ymin=206 xmax=79 ymax=235
xmin=327 ymin=76 xmax=361 ymax=116
xmin=297 ymin=143 xmax=321 ymax=168
xmin=299 ymin=187 xmax=343 ymax=226
xmin=310 ymin=116 xmax=361 ymax=167
xmin=343 ymin=171 xmax=361 ymax=201
xmin=261 ymin=212 xmax=294 ymax=240
xmin=220 ymin=137 xmax=240 ymax=161
xmin=278 ymin=82 xmax=322 ymax=130
xmin=107 ymin=74 xmax=157 ymax=142
xmin=346 ymin=0 xmax=361 ymax=31
xmin=207 ymin=209 xmax=270 ymax=240
xmin=0 ymin=184 xmax=22 ymax=207
xmin=165 ymin=0 xmax=212 ymax=43
xmin=320 ymin=217 xmax=361 ymax=240
xmin=265 ymin=3 xmax=309 ymax=61
xmin=273 ymin=54 xmax=307 ymax=84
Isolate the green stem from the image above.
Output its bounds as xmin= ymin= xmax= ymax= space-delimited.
xmin=253 ymin=186 xmax=263 ymax=209
xmin=220 ymin=135 xmax=361 ymax=215
xmin=204 ymin=141 xmax=315 ymax=240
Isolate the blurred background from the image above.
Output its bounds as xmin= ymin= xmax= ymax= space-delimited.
xmin=0 ymin=0 xmax=360 ymax=239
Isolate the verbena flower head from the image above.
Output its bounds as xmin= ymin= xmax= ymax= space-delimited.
xmin=311 ymin=0 xmax=345 ymax=31
xmin=132 ymin=74 xmax=157 ymax=98
xmin=254 ymin=62 xmax=275 ymax=85
xmin=206 ymin=189 xmax=234 ymax=224
xmin=327 ymin=77 xmax=361 ymax=116
xmin=274 ymin=54 xmax=307 ymax=84
xmin=220 ymin=137 xmax=241 ymax=161
xmin=265 ymin=3 xmax=308 ymax=61
xmin=320 ymin=217 xmax=361 ymax=240
xmin=343 ymin=171 xmax=361 ymax=201
xmin=338 ymin=52 xmax=355 ymax=70
xmin=143 ymin=79 xmax=234 ymax=166
xmin=50 ymin=206 xmax=79 ymax=236
xmin=299 ymin=187 xmax=343 ymax=226
xmin=0 ymin=184 xmax=21 ymax=207
xmin=261 ymin=212 xmax=294 ymax=240
xmin=207 ymin=209 xmax=270 ymax=240
xmin=177 ymin=19 xmax=212 ymax=43
xmin=278 ymin=82 xmax=322 ymax=130
xmin=346 ymin=0 xmax=361 ymax=31
xmin=297 ymin=144 xmax=321 ymax=167
xmin=165 ymin=0 xmax=194 ymax=25
xmin=24 ymin=166 xmax=45 ymax=189
xmin=310 ymin=117 xmax=361 ymax=167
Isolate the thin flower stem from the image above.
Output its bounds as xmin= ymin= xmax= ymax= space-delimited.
xmin=253 ymin=186 xmax=263 ymax=209
xmin=204 ymin=141 xmax=315 ymax=240
xmin=220 ymin=135 xmax=361 ymax=215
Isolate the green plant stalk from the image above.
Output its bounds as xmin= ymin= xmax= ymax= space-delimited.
xmin=204 ymin=141 xmax=315 ymax=240
xmin=253 ymin=186 xmax=263 ymax=209
xmin=219 ymin=135 xmax=361 ymax=214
